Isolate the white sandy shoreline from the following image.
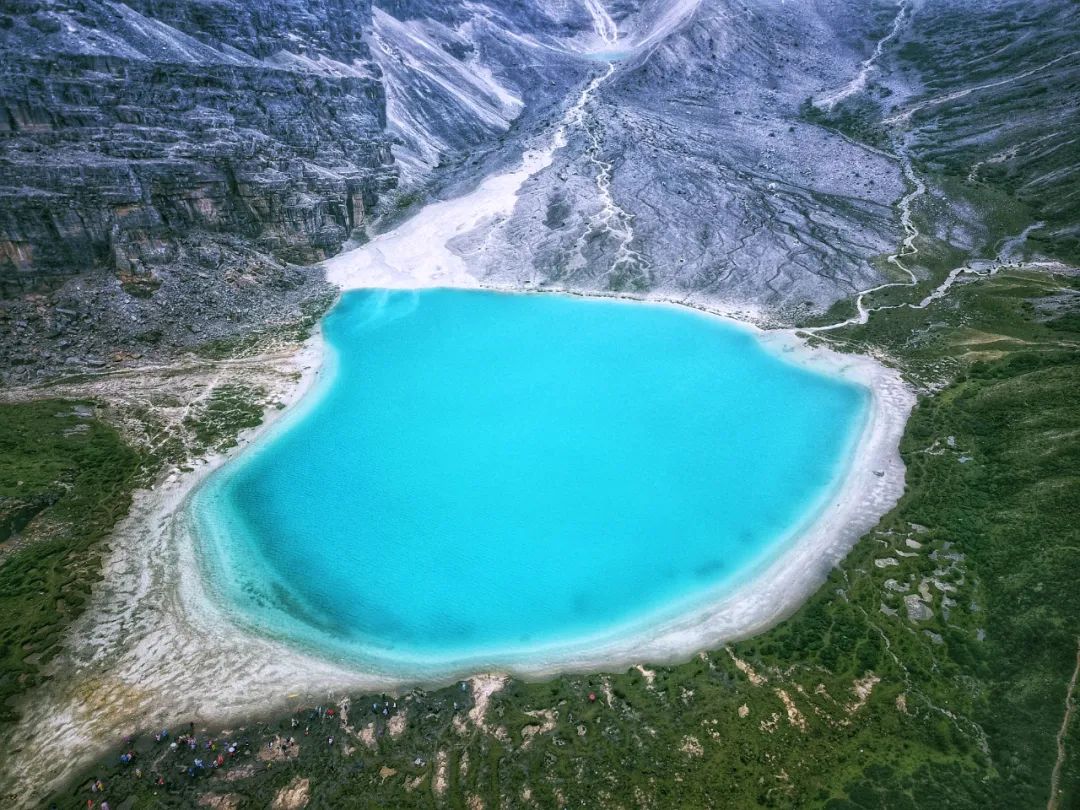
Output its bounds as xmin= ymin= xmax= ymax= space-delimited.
xmin=242 ymin=285 xmax=914 ymax=677
xmin=0 ymin=331 xmax=384 ymax=803
xmin=180 ymin=284 xmax=912 ymax=679
xmin=0 ymin=283 xmax=914 ymax=806
xmin=1 ymin=67 xmax=915 ymax=804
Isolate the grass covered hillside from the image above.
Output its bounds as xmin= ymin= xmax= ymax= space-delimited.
xmin=0 ymin=402 xmax=142 ymax=725
xmin=35 ymin=257 xmax=1080 ymax=810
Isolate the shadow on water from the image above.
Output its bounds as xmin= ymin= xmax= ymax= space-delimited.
xmin=340 ymin=288 xmax=421 ymax=330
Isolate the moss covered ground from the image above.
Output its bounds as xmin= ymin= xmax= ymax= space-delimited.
xmin=0 ymin=321 xmax=310 ymax=734
xmin=0 ymin=402 xmax=142 ymax=725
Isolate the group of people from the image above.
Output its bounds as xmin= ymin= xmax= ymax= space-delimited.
xmin=82 ymin=700 xmax=398 ymax=808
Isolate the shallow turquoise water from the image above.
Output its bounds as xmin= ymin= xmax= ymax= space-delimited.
xmin=193 ymin=289 xmax=868 ymax=672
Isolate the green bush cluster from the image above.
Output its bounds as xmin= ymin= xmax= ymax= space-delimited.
xmin=0 ymin=401 xmax=142 ymax=724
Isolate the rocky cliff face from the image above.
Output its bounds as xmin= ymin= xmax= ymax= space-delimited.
xmin=0 ymin=0 xmax=394 ymax=290
xmin=6 ymin=0 xmax=1074 ymax=381
xmin=0 ymin=0 xmax=612 ymax=381
xmin=0 ymin=0 xmax=396 ymax=379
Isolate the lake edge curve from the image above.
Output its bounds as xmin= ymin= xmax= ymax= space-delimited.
xmin=183 ymin=288 xmax=916 ymax=681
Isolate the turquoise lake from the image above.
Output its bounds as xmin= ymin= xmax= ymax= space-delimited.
xmin=192 ymin=289 xmax=869 ymax=673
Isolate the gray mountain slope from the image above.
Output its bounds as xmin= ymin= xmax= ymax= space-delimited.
xmin=898 ymin=0 xmax=1080 ymax=262
xmin=803 ymin=0 xmax=1080 ymax=263
xmin=474 ymin=0 xmax=907 ymax=317
xmin=0 ymin=0 xmax=397 ymax=378
xmin=371 ymin=0 xmax=597 ymax=185
xmin=2 ymin=0 xmax=1078 ymax=381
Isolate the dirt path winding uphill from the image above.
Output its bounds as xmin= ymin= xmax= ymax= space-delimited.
xmin=1048 ymin=638 xmax=1080 ymax=810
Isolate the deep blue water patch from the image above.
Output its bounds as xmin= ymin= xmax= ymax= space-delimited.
xmin=192 ymin=289 xmax=868 ymax=673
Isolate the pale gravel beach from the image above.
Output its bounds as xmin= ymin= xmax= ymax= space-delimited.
xmin=0 ymin=336 xmax=394 ymax=804
xmin=0 ymin=255 xmax=914 ymax=809
xmin=1 ymin=73 xmax=914 ymax=808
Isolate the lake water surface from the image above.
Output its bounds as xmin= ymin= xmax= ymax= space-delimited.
xmin=192 ymin=289 xmax=868 ymax=674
